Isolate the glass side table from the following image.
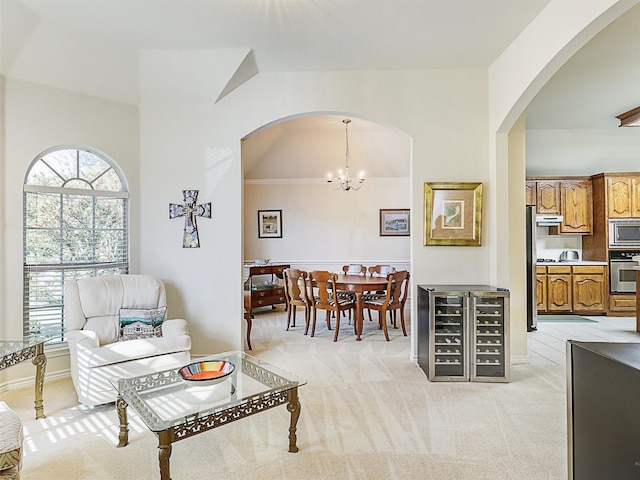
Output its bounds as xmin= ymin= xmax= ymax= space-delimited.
xmin=0 ymin=334 xmax=56 ymax=419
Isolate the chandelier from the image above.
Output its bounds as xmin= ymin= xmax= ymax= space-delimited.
xmin=327 ymin=119 xmax=365 ymax=191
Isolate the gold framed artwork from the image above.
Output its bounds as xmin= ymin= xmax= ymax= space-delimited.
xmin=424 ymin=182 xmax=482 ymax=246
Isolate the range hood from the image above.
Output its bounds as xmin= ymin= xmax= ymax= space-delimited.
xmin=536 ymin=215 xmax=564 ymax=226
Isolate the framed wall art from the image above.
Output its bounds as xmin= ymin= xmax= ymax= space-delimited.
xmin=379 ymin=209 xmax=410 ymax=236
xmin=424 ymin=182 xmax=482 ymax=246
xmin=257 ymin=210 xmax=282 ymax=238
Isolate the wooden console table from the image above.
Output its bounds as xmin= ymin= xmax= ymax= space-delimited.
xmin=243 ymin=264 xmax=289 ymax=317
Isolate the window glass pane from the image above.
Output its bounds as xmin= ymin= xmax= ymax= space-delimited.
xmin=79 ymin=151 xmax=110 ymax=183
xmin=95 ymin=230 xmax=126 ymax=262
xmin=93 ymin=168 xmax=123 ymax=192
xmin=25 ymin=192 xmax=61 ymax=228
xmin=25 ymin=270 xmax=63 ymax=337
xmin=62 ymin=194 xmax=93 ymax=229
xmin=95 ymin=198 xmax=124 ymax=228
xmin=25 ymin=229 xmax=61 ymax=264
xmin=41 ymin=150 xmax=77 ymax=182
xmin=24 ymin=146 xmax=128 ymax=341
xmin=25 ymin=161 xmax=64 ymax=186
xmin=62 ymin=229 xmax=94 ymax=263
xmin=64 ymin=179 xmax=92 ymax=189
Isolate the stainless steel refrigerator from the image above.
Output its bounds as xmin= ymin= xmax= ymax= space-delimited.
xmin=526 ymin=205 xmax=537 ymax=331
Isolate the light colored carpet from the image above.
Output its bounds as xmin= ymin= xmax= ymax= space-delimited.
xmin=3 ymin=308 xmax=569 ymax=479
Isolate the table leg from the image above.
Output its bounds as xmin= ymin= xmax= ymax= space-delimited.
xmin=244 ymin=310 xmax=253 ymax=350
xmin=158 ymin=430 xmax=172 ymax=480
xmin=287 ymin=387 xmax=301 ymax=453
xmin=32 ymin=343 xmax=47 ymax=419
xmin=355 ymin=292 xmax=364 ymax=341
xmin=116 ymin=396 xmax=129 ymax=447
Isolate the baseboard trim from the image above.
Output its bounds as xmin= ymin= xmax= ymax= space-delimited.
xmin=0 ymin=369 xmax=70 ymax=394
xmin=511 ymin=355 xmax=529 ymax=365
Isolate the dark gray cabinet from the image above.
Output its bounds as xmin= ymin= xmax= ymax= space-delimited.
xmin=567 ymin=341 xmax=640 ymax=479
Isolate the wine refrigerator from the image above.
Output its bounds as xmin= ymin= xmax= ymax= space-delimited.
xmin=417 ymin=285 xmax=510 ymax=382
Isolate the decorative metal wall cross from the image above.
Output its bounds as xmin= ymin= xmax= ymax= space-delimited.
xmin=169 ymin=190 xmax=212 ymax=248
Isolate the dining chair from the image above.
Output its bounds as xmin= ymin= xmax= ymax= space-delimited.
xmin=283 ymin=268 xmax=312 ymax=334
xmin=362 ymin=270 xmax=410 ymax=341
xmin=337 ymin=264 xmax=366 ymax=320
xmin=342 ymin=264 xmax=367 ymax=275
xmin=364 ymin=265 xmax=397 ymax=320
xmin=309 ymin=270 xmax=356 ymax=342
xmin=367 ymin=264 xmax=396 ymax=277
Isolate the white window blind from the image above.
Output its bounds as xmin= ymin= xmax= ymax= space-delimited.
xmin=23 ymin=147 xmax=129 ymax=341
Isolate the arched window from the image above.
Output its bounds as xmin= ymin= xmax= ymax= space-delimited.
xmin=23 ymin=147 xmax=129 ymax=340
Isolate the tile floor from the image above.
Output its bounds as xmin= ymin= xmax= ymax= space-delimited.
xmin=528 ymin=315 xmax=640 ymax=366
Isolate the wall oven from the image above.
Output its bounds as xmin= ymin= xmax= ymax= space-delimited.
xmin=609 ymin=250 xmax=640 ymax=294
xmin=609 ymin=219 xmax=640 ymax=247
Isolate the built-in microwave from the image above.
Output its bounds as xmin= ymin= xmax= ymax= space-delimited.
xmin=609 ymin=219 xmax=640 ymax=247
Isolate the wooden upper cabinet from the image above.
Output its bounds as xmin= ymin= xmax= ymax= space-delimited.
xmin=525 ymin=181 xmax=537 ymax=206
xmin=605 ymin=175 xmax=640 ymax=218
xmin=559 ymin=180 xmax=592 ymax=234
xmin=631 ymin=177 xmax=640 ymax=217
xmin=536 ymin=181 xmax=561 ymax=215
xmin=607 ymin=177 xmax=632 ymax=218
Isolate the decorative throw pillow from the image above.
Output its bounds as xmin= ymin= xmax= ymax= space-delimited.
xmin=118 ymin=306 xmax=167 ymax=341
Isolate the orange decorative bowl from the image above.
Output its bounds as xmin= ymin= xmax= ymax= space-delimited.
xmin=178 ymin=360 xmax=235 ymax=386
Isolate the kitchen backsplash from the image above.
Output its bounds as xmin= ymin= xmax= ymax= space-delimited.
xmin=536 ymin=226 xmax=582 ymax=261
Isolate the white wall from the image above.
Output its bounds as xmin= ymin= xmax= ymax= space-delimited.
xmin=243 ymin=181 xmax=410 ymax=265
xmin=1 ymin=79 xmax=139 ymax=385
xmin=138 ymin=69 xmax=490 ymax=358
xmin=526 ymin=128 xmax=640 ymax=176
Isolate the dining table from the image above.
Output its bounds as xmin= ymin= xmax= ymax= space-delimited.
xmin=332 ymin=274 xmax=390 ymax=341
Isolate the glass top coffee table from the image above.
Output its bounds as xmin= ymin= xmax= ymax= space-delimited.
xmin=0 ymin=334 xmax=55 ymax=419
xmin=111 ymin=351 xmax=306 ymax=480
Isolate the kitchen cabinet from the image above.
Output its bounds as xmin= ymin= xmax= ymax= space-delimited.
xmin=536 ymin=266 xmax=547 ymax=312
xmin=606 ymin=175 xmax=640 ymax=218
xmin=556 ymin=180 xmax=593 ymax=234
xmin=243 ymin=264 xmax=289 ymax=317
xmin=536 ymin=180 xmax=561 ymax=215
xmin=547 ymin=266 xmax=572 ymax=312
xmin=527 ymin=177 xmax=593 ymax=234
xmin=572 ymin=266 xmax=605 ymax=311
xmin=609 ymin=294 xmax=636 ymax=313
xmin=525 ymin=181 xmax=536 ymax=206
xmin=537 ymin=264 xmax=606 ymax=314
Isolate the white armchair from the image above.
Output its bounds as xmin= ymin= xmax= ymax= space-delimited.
xmin=64 ymin=274 xmax=191 ymax=406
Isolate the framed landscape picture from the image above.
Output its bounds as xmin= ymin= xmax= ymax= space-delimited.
xmin=424 ymin=182 xmax=482 ymax=246
xmin=258 ymin=210 xmax=282 ymax=238
xmin=380 ymin=209 xmax=410 ymax=236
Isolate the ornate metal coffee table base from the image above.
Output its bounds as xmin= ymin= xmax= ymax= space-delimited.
xmin=116 ymin=381 xmax=302 ymax=480
xmin=0 ymin=339 xmax=49 ymax=419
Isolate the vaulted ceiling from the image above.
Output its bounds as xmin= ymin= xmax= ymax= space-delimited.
xmin=2 ymin=0 xmax=639 ymax=178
